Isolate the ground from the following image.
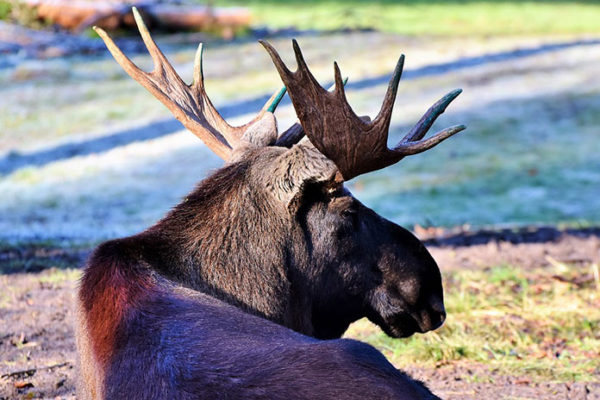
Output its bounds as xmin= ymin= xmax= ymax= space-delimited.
xmin=1 ymin=228 xmax=599 ymax=399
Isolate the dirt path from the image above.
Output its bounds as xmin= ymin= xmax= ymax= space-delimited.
xmin=1 ymin=228 xmax=598 ymax=399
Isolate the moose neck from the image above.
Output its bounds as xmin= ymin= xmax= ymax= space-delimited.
xmin=144 ymin=162 xmax=314 ymax=334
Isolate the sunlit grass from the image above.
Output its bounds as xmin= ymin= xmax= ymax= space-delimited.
xmin=346 ymin=262 xmax=600 ymax=382
xmin=215 ymin=0 xmax=600 ymax=37
xmin=37 ymin=267 xmax=81 ymax=284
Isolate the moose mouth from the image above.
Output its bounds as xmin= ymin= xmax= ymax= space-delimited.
xmin=381 ymin=312 xmax=422 ymax=339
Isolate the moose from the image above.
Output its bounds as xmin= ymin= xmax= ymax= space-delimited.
xmin=77 ymin=8 xmax=465 ymax=399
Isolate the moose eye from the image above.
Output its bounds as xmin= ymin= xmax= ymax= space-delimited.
xmin=341 ymin=208 xmax=357 ymax=218
xmin=335 ymin=208 xmax=359 ymax=237
xmin=340 ymin=208 xmax=359 ymax=228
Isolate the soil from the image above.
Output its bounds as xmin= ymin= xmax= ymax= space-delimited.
xmin=0 ymin=227 xmax=599 ymax=399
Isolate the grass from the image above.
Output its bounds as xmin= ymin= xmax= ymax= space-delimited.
xmin=3 ymin=0 xmax=599 ymax=37
xmin=346 ymin=262 xmax=600 ymax=382
xmin=0 ymin=238 xmax=598 ymax=385
xmin=36 ymin=267 xmax=80 ymax=284
xmin=214 ymin=0 xmax=600 ymax=37
xmin=0 ymin=0 xmax=48 ymax=29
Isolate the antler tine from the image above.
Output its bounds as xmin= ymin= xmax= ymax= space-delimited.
xmin=192 ymin=42 xmax=205 ymax=89
xmin=292 ymin=40 xmax=327 ymax=94
xmin=260 ymin=40 xmax=328 ymax=98
xmin=332 ymin=62 xmax=356 ymax=113
xmin=96 ymin=8 xmax=284 ymax=161
xmin=262 ymin=86 xmax=287 ymax=113
xmin=393 ymin=124 xmax=466 ymax=155
xmin=262 ymin=39 xmax=466 ymax=180
xmin=192 ymin=41 xmax=286 ymax=143
xmin=132 ymin=7 xmax=177 ymax=79
xmin=189 ymin=40 xmax=245 ymax=144
xmin=260 ymin=40 xmax=293 ymax=79
xmin=372 ymin=55 xmax=404 ymax=134
xmin=401 ymin=88 xmax=463 ymax=143
xmin=93 ymin=25 xmax=145 ymax=88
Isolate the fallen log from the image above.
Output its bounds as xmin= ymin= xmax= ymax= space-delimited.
xmin=149 ymin=4 xmax=251 ymax=35
xmin=21 ymin=0 xmax=137 ymax=31
xmin=20 ymin=0 xmax=251 ymax=34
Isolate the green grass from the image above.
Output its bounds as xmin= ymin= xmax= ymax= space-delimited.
xmin=37 ymin=267 xmax=81 ymax=284
xmin=0 ymin=1 xmax=11 ymax=20
xmin=215 ymin=0 xmax=600 ymax=37
xmin=0 ymin=0 xmax=48 ymax=29
xmin=346 ymin=263 xmax=600 ymax=382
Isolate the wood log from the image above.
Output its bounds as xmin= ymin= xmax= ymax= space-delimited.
xmin=21 ymin=0 xmax=137 ymax=31
xmin=20 ymin=0 xmax=251 ymax=33
xmin=147 ymin=4 xmax=251 ymax=30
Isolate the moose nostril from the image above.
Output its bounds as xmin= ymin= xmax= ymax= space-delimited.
xmin=430 ymin=297 xmax=445 ymax=314
xmin=424 ymin=299 xmax=446 ymax=331
xmin=431 ymin=309 xmax=446 ymax=330
xmin=417 ymin=298 xmax=446 ymax=332
xmin=438 ymin=309 xmax=446 ymax=324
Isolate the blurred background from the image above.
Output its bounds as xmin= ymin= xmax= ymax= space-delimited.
xmin=1 ymin=2 xmax=600 ymax=399
xmin=1 ymin=0 xmax=599 ymax=242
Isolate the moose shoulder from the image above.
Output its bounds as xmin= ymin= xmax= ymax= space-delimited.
xmin=77 ymin=8 xmax=465 ymax=399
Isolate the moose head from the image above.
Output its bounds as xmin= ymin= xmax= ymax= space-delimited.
xmin=92 ymin=9 xmax=465 ymax=340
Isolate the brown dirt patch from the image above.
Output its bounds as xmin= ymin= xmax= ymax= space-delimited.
xmin=0 ymin=269 xmax=77 ymax=399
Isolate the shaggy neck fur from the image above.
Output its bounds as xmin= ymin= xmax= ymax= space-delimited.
xmin=143 ymin=160 xmax=314 ymax=333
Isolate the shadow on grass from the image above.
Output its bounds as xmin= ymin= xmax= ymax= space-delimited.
xmin=423 ymin=226 xmax=600 ymax=247
xmin=0 ymin=240 xmax=90 ymax=274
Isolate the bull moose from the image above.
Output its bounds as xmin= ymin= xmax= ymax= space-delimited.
xmin=77 ymin=8 xmax=465 ymax=399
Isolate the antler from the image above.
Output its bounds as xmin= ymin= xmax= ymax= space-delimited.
xmin=94 ymin=8 xmax=282 ymax=161
xmin=275 ymin=78 xmax=347 ymax=148
xmin=260 ymin=39 xmax=466 ymax=180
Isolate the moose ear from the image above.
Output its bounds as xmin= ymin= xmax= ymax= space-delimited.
xmin=242 ymin=112 xmax=278 ymax=146
xmin=230 ymin=112 xmax=279 ymax=162
xmin=265 ymin=143 xmax=339 ymax=211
